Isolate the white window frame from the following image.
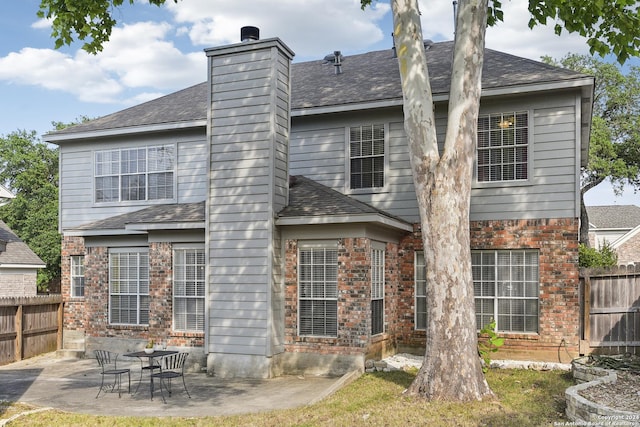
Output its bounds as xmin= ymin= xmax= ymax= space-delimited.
xmin=371 ymin=243 xmax=385 ymax=335
xmin=298 ymin=241 xmax=338 ymax=337
xmin=108 ymin=248 xmax=149 ymax=326
xmin=346 ymin=123 xmax=388 ymax=193
xmin=472 ymin=249 xmax=539 ymax=333
xmin=70 ymin=255 xmax=85 ymax=298
xmin=475 ymin=111 xmax=531 ymax=185
xmin=94 ymin=144 xmax=176 ymax=204
xmin=414 ymin=251 xmax=427 ymax=331
xmin=172 ymin=245 xmax=205 ymax=332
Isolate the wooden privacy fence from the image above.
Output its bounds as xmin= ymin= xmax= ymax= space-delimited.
xmin=0 ymin=295 xmax=63 ymax=366
xmin=581 ymin=265 xmax=640 ymax=355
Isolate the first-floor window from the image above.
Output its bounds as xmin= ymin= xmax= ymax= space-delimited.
xmin=173 ymin=246 xmax=205 ymax=332
xmin=70 ymin=255 xmax=85 ymax=297
xmin=472 ymin=250 xmax=539 ymax=333
xmin=298 ymin=242 xmax=338 ymax=337
xmin=109 ymin=249 xmax=149 ymax=325
xmin=415 ymin=251 xmax=427 ymax=330
xmin=371 ymin=245 xmax=385 ymax=335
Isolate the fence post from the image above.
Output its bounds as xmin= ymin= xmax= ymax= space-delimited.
xmin=581 ymin=270 xmax=591 ymax=354
xmin=15 ymin=304 xmax=23 ymax=362
xmin=57 ymin=301 xmax=63 ymax=350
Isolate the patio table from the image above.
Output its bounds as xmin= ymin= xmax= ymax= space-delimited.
xmin=123 ymin=350 xmax=178 ymax=400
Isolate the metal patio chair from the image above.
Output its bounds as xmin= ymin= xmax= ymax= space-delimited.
xmin=151 ymin=352 xmax=191 ymax=403
xmin=94 ymin=350 xmax=131 ymax=398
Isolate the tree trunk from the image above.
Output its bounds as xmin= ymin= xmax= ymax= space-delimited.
xmin=579 ymin=190 xmax=590 ymax=246
xmin=392 ymin=0 xmax=494 ymax=401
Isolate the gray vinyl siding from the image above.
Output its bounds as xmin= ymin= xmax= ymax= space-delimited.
xmin=207 ymin=41 xmax=291 ymax=357
xmin=57 ymin=130 xmax=207 ymax=231
xmin=290 ymin=91 xmax=581 ymax=223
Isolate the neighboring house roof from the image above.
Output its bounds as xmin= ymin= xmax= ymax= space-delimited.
xmin=44 ymin=40 xmax=592 ymax=140
xmin=0 ymin=220 xmax=46 ymax=268
xmin=587 ymin=205 xmax=640 ymax=229
xmin=277 ymin=176 xmax=412 ymax=232
xmin=0 ymin=184 xmax=14 ymax=206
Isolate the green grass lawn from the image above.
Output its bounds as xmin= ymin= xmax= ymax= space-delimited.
xmin=1 ymin=368 xmax=572 ymax=426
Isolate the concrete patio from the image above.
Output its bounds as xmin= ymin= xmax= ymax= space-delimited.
xmin=0 ymin=352 xmax=355 ymax=418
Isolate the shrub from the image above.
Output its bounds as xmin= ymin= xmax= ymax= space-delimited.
xmin=579 ymin=241 xmax=618 ymax=267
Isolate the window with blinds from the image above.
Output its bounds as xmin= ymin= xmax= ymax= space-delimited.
xmin=415 ymin=251 xmax=427 ymax=330
xmin=70 ymin=255 xmax=85 ymax=298
xmin=477 ymin=112 xmax=528 ymax=182
xmin=371 ymin=247 xmax=385 ymax=335
xmin=298 ymin=244 xmax=338 ymax=337
xmin=349 ymin=124 xmax=385 ymax=190
xmin=109 ymin=250 xmax=149 ymax=325
xmin=173 ymin=247 xmax=205 ymax=332
xmin=95 ymin=144 xmax=175 ymax=203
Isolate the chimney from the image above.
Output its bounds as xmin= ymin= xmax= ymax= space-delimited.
xmin=204 ymin=31 xmax=295 ymax=378
xmin=240 ymin=26 xmax=260 ymax=42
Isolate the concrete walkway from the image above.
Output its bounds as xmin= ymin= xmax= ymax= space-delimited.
xmin=0 ymin=352 xmax=355 ymax=418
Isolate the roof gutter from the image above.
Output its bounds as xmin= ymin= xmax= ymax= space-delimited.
xmin=292 ymin=77 xmax=595 ymax=117
xmin=43 ymin=120 xmax=207 ymax=143
xmin=276 ymin=213 xmax=413 ymax=232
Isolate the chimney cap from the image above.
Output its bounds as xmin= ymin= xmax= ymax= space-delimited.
xmin=241 ymin=26 xmax=260 ymax=42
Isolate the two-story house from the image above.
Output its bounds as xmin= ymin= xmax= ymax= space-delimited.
xmin=44 ymin=31 xmax=594 ymax=378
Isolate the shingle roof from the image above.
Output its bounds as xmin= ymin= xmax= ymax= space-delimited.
xmin=0 ymin=220 xmax=45 ymax=267
xmin=72 ymin=202 xmax=205 ymax=231
xmin=279 ymin=175 xmax=409 ymax=225
xmin=587 ymin=205 xmax=640 ymax=229
xmin=47 ymin=41 xmax=589 ymax=137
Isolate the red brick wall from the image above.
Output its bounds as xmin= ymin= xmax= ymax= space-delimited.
xmin=60 ymin=238 xmax=203 ymax=348
xmin=470 ymin=218 xmax=580 ymax=359
xmin=284 ymin=237 xmax=400 ymax=358
xmin=392 ymin=219 xmax=580 ymax=360
xmin=61 ymin=236 xmax=86 ymax=331
xmin=616 ymin=231 xmax=640 ymax=265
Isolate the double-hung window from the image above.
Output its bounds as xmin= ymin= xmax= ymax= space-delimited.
xmin=109 ymin=249 xmax=149 ymax=325
xmin=298 ymin=242 xmax=338 ymax=337
xmin=95 ymin=144 xmax=175 ymax=203
xmin=476 ymin=111 xmax=528 ymax=182
xmin=371 ymin=245 xmax=385 ymax=335
xmin=173 ymin=246 xmax=205 ymax=332
xmin=414 ymin=251 xmax=427 ymax=330
xmin=70 ymin=255 xmax=85 ymax=298
xmin=472 ymin=250 xmax=539 ymax=333
xmin=349 ymin=124 xmax=385 ymax=190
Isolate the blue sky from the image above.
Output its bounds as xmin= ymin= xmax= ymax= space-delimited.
xmin=0 ymin=0 xmax=638 ymax=206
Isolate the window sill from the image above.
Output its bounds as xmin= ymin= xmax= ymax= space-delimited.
xmin=107 ymin=324 xmax=148 ymax=331
xmin=473 ymin=179 xmax=532 ymax=189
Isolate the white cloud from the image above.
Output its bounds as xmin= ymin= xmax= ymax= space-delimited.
xmin=0 ymin=1 xmax=611 ymax=110
xmin=166 ymin=0 xmax=390 ymax=59
xmin=0 ymin=21 xmax=205 ymax=105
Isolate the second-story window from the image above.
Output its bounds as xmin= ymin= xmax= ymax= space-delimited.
xmin=349 ymin=124 xmax=385 ymax=190
xmin=95 ymin=145 xmax=175 ymax=203
xmin=477 ymin=112 xmax=528 ymax=182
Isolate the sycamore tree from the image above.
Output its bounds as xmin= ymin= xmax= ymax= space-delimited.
xmin=543 ymin=54 xmax=640 ymax=246
xmin=38 ymin=0 xmax=640 ymax=401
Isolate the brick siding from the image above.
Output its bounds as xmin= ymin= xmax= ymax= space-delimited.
xmin=60 ymin=238 xmax=204 ymax=348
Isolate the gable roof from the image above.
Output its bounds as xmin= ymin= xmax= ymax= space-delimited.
xmin=277 ymin=176 xmax=412 ymax=231
xmin=44 ymin=40 xmax=592 ymax=141
xmin=0 ymin=220 xmax=45 ymax=268
xmin=587 ymin=205 xmax=640 ymax=229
